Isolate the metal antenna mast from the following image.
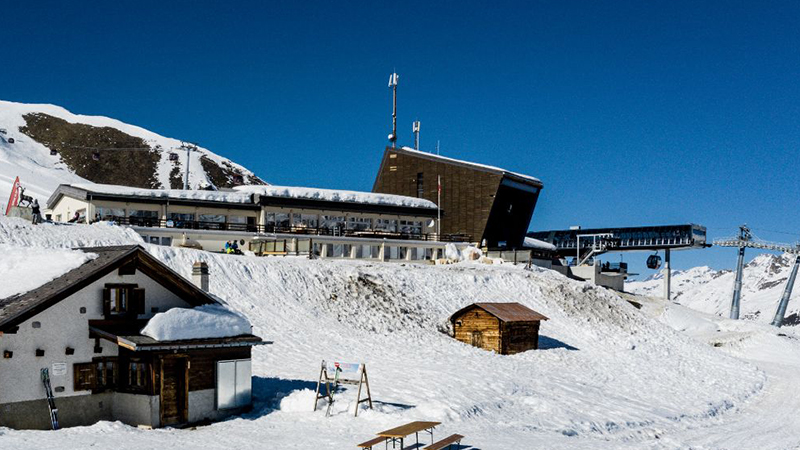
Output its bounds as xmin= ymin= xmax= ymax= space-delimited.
xmin=388 ymin=72 xmax=399 ymax=148
xmin=413 ymin=120 xmax=421 ymax=150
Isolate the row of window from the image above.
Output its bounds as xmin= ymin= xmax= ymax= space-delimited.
xmin=73 ymin=358 xmax=252 ymax=410
xmin=74 ymin=358 xmax=149 ymax=393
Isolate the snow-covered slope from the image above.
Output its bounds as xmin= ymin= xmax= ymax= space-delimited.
xmin=0 ymin=100 xmax=265 ymax=204
xmin=628 ymin=253 xmax=800 ymax=325
xmin=1 ymin=216 xmax=791 ymax=449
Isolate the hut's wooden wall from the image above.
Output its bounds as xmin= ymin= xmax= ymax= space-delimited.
xmin=501 ymin=321 xmax=540 ymax=355
xmin=452 ymin=307 xmax=502 ymax=353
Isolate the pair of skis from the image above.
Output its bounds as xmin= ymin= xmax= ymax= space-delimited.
xmin=40 ymin=368 xmax=60 ymax=430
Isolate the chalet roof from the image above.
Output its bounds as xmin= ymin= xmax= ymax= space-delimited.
xmin=450 ymin=302 xmax=549 ymax=323
xmin=89 ymin=320 xmax=267 ymax=351
xmin=392 ymin=147 xmax=543 ymax=187
xmin=0 ymin=245 xmax=216 ymax=332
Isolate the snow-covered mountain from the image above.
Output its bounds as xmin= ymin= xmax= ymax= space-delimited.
xmin=628 ymin=253 xmax=800 ymax=326
xmin=0 ymin=100 xmax=265 ymax=204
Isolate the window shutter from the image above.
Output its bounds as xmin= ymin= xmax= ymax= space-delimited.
xmin=133 ymin=288 xmax=145 ymax=315
xmin=102 ymin=288 xmax=111 ymax=317
xmin=73 ymin=363 xmax=97 ymax=391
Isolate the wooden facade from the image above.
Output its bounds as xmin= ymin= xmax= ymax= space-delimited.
xmin=372 ymin=147 xmax=543 ymax=248
xmin=450 ymin=303 xmax=548 ymax=355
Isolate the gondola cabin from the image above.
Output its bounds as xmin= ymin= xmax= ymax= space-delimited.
xmin=450 ymin=303 xmax=548 ymax=355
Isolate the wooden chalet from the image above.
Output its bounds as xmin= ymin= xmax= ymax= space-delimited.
xmin=450 ymin=303 xmax=548 ymax=355
xmin=0 ymin=245 xmax=266 ymax=430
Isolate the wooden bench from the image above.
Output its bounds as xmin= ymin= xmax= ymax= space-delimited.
xmin=357 ymin=436 xmax=386 ymax=449
xmin=424 ymin=434 xmax=464 ymax=450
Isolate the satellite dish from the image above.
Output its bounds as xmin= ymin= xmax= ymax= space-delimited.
xmin=427 ymin=219 xmax=435 ymax=228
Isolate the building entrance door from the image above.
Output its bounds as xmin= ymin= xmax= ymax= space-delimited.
xmin=160 ymin=356 xmax=188 ymax=426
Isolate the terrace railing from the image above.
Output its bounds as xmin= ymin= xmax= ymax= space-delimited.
xmin=96 ymin=216 xmax=470 ymax=243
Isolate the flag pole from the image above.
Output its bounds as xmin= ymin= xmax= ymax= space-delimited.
xmin=437 ymin=175 xmax=441 ymax=241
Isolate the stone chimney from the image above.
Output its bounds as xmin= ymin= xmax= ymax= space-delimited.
xmin=192 ymin=261 xmax=209 ymax=292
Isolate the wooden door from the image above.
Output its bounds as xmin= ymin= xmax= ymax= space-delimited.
xmin=471 ymin=331 xmax=483 ymax=348
xmin=160 ymin=356 xmax=188 ymax=426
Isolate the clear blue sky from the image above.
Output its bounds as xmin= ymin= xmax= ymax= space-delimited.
xmin=3 ymin=1 xmax=799 ymax=274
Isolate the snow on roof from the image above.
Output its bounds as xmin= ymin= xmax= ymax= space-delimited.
xmin=523 ymin=236 xmax=557 ymax=251
xmin=0 ymin=245 xmax=97 ymax=299
xmin=398 ymin=147 xmax=542 ymax=185
xmin=69 ymin=183 xmax=253 ymax=204
xmin=234 ymin=185 xmax=438 ymax=209
xmin=140 ymin=304 xmax=252 ymax=341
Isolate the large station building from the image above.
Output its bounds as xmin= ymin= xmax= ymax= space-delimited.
xmin=372 ymin=146 xmax=543 ymax=249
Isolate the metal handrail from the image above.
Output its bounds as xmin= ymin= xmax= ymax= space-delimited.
xmin=94 ymin=216 xmax=470 ymax=243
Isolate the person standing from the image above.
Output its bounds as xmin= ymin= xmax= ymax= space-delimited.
xmin=31 ymin=199 xmax=42 ymax=225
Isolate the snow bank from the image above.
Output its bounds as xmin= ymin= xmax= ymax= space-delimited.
xmin=0 ymin=245 xmax=96 ymax=298
xmin=460 ymin=245 xmax=483 ymax=261
xmin=444 ymin=243 xmax=460 ymax=260
xmin=140 ymin=304 xmax=252 ymax=341
xmin=0 ymin=216 xmax=141 ymax=249
xmin=70 ymin=183 xmax=253 ymax=204
xmin=235 ymin=185 xmax=437 ymax=209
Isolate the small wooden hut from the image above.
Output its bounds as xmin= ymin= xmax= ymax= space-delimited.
xmin=450 ymin=303 xmax=548 ymax=355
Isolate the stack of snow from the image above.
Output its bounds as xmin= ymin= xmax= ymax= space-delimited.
xmin=70 ymin=183 xmax=253 ymax=204
xmin=0 ymin=245 xmax=96 ymax=299
xmin=140 ymin=304 xmax=252 ymax=341
xmin=0 ymin=216 xmax=142 ymax=249
xmin=235 ymin=185 xmax=437 ymax=209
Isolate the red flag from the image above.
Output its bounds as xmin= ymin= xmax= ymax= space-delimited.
xmin=5 ymin=176 xmax=20 ymax=216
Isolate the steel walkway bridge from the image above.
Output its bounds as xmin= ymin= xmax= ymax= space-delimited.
xmin=528 ymin=224 xmax=709 ymax=300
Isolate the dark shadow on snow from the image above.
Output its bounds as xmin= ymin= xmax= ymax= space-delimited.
xmin=538 ymin=335 xmax=579 ymax=351
xmin=372 ymin=400 xmax=415 ymax=410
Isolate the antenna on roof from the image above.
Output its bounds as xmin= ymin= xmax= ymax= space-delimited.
xmin=388 ymin=72 xmax=399 ymax=148
xmin=412 ymin=120 xmax=420 ymax=150
xmin=436 ymin=140 xmax=440 ymax=156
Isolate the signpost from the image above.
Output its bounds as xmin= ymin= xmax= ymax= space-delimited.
xmin=313 ymin=360 xmax=372 ymax=417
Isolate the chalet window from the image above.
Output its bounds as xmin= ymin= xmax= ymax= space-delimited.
xmin=75 ymin=358 xmax=118 ymax=391
xmin=103 ymin=285 xmax=145 ymax=318
xmin=128 ymin=360 xmax=150 ymax=392
xmin=416 ymin=172 xmax=424 ymax=198
xmin=96 ymin=358 xmax=118 ymax=390
xmin=216 ymin=359 xmax=251 ymax=410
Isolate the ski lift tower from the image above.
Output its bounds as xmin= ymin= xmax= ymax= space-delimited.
xmin=714 ymin=225 xmax=800 ymax=324
xmin=180 ymin=142 xmax=199 ymax=190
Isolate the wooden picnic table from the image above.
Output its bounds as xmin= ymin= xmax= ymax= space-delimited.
xmin=377 ymin=421 xmax=441 ymax=448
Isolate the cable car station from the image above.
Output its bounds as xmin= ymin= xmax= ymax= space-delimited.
xmin=528 ymin=224 xmax=709 ymax=298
